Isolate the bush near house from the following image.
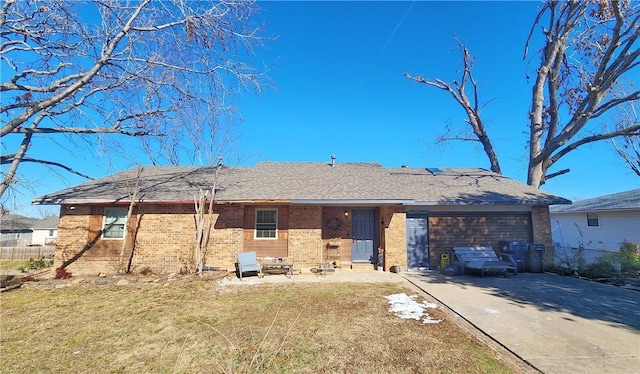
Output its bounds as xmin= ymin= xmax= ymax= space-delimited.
xmin=582 ymin=241 xmax=640 ymax=278
xmin=0 ymin=258 xmax=53 ymax=273
xmin=20 ymin=258 xmax=53 ymax=273
xmin=550 ymin=241 xmax=640 ymax=285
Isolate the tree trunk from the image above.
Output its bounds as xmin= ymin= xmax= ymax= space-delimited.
xmin=527 ymin=160 xmax=546 ymax=189
xmin=119 ymin=187 xmax=139 ymax=273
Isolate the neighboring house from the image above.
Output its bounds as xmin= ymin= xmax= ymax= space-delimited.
xmin=0 ymin=214 xmax=37 ymax=246
xmin=30 ymin=217 xmax=59 ymax=246
xmin=550 ymin=189 xmax=640 ymax=264
xmin=32 ymin=161 xmax=570 ymax=275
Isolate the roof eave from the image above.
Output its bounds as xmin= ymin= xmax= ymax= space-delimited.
xmin=408 ymin=198 xmax=571 ymax=206
xmin=291 ymin=199 xmax=414 ymax=205
xmin=550 ymin=206 xmax=640 ymax=214
xmin=35 ymin=198 xmax=295 ymax=206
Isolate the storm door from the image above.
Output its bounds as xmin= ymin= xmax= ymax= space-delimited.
xmin=351 ymin=209 xmax=376 ymax=263
xmin=406 ymin=216 xmax=430 ymax=270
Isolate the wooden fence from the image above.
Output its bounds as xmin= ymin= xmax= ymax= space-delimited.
xmin=0 ymin=246 xmax=55 ymax=261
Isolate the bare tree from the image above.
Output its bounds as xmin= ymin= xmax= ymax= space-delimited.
xmin=118 ymin=167 xmax=142 ymax=274
xmin=1 ymin=0 xmax=268 ymax=199
xmin=611 ymin=101 xmax=640 ymax=176
xmin=407 ymin=0 xmax=640 ymax=188
xmin=404 ymin=37 xmax=501 ymax=174
xmin=194 ymin=159 xmax=223 ymax=275
xmin=613 ymin=135 xmax=640 ymax=176
xmin=36 ymin=206 xmax=58 ymax=219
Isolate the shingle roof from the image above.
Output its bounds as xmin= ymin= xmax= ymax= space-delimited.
xmin=550 ymin=189 xmax=640 ymax=213
xmin=30 ymin=217 xmax=59 ymax=230
xmin=0 ymin=214 xmax=37 ymax=231
xmin=32 ymin=162 xmax=571 ymax=206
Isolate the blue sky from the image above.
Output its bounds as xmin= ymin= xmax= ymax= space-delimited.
xmin=237 ymin=1 xmax=638 ymax=197
xmin=5 ymin=1 xmax=639 ymax=216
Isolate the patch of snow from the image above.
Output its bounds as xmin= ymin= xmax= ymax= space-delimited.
xmin=385 ymin=293 xmax=442 ymax=324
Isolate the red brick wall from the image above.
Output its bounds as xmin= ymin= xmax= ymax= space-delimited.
xmin=321 ymin=207 xmax=351 ymax=264
xmin=531 ymin=205 xmax=554 ymax=267
xmin=55 ymin=205 xmax=94 ymax=274
xmin=55 ymin=202 xmax=553 ymax=275
xmin=130 ymin=204 xmax=196 ymax=273
xmin=428 ymin=213 xmax=532 ymax=269
xmin=288 ymin=205 xmax=323 ymax=266
xmin=55 ymin=203 xmax=326 ymax=275
xmin=55 ymin=203 xmax=246 ymax=275
xmin=380 ymin=206 xmax=406 ymax=271
xmin=206 ymin=204 xmax=244 ymax=270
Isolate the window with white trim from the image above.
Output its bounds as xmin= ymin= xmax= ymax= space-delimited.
xmin=255 ymin=209 xmax=277 ymax=239
xmin=103 ymin=208 xmax=127 ymax=239
xmin=586 ymin=213 xmax=599 ymax=227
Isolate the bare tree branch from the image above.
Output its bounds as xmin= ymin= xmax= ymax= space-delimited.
xmin=549 ymin=125 xmax=640 ymax=166
xmin=610 ymin=98 xmax=640 ymax=177
xmin=8 ymin=127 xmax=157 ymax=136
xmin=407 ymin=1 xmax=639 ymax=188
xmin=526 ymin=1 xmax=640 ymax=186
xmin=405 ymin=36 xmax=502 ymax=174
xmin=1 ymin=0 xmax=269 ymax=199
xmin=544 ymin=168 xmax=570 ymax=181
xmin=612 ymin=137 xmax=640 ymax=176
xmin=1 ymin=155 xmax=95 ymax=180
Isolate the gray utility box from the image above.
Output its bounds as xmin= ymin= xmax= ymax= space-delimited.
xmin=499 ymin=240 xmax=529 ymax=273
xmin=526 ymin=244 xmax=545 ymax=273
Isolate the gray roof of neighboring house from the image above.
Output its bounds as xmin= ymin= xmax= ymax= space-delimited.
xmin=32 ymin=162 xmax=571 ymax=206
xmin=0 ymin=215 xmax=59 ymax=231
xmin=0 ymin=214 xmax=38 ymax=232
xmin=550 ymin=188 xmax=640 ymax=213
xmin=30 ymin=217 xmax=59 ymax=230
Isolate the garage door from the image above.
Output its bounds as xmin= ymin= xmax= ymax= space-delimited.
xmin=427 ymin=213 xmax=532 ymax=268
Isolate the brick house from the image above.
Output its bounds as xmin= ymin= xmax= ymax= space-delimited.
xmin=33 ymin=161 xmax=570 ymax=275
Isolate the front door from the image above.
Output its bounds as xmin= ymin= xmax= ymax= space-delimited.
xmin=406 ymin=216 xmax=429 ymax=269
xmin=351 ymin=209 xmax=376 ymax=263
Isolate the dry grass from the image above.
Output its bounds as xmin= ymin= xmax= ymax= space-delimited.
xmin=1 ymin=279 xmax=517 ymax=373
xmin=0 ymin=260 xmax=29 ymax=272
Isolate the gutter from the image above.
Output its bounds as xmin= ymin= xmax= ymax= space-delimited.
xmin=32 ymin=199 xmax=294 ymax=206
xmin=290 ymin=199 xmax=414 ymax=205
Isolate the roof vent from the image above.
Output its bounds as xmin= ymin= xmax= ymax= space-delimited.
xmin=426 ymin=167 xmax=443 ymax=175
xmin=331 ymin=155 xmax=336 ymax=167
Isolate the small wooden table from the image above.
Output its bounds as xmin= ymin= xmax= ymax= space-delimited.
xmin=260 ymin=261 xmax=294 ymax=278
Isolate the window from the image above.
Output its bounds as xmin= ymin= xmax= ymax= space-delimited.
xmin=48 ymin=229 xmax=54 ymax=237
xmin=255 ymin=209 xmax=277 ymax=239
xmin=103 ymin=208 xmax=127 ymax=239
xmin=586 ymin=213 xmax=599 ymax=227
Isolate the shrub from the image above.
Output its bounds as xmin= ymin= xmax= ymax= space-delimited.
xmin=18 ymin=258 xmax=54 ymax=273
xmin=617 ymin=241 xmax=640 ymax=273
xmin=553 ymin=242 xmax=585 ymax=272
xmin=582 ymin=262 xmax=616 ymax=279
xmin=591 ymin=241 xmax=640 ymax=277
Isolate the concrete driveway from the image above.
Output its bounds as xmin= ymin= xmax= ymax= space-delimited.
xmin=403 ymin=271 xmax=640 ymax=374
